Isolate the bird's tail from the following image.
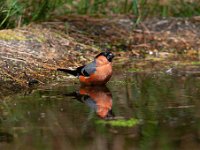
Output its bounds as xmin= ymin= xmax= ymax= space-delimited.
xmin=57 ymin=68 xmax=78 ymax=76
xmin=64 ymin=92 xmax=84 ymax=103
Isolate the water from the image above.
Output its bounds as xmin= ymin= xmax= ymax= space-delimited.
xmin=1 ymin=70 xmax=200 ymax=150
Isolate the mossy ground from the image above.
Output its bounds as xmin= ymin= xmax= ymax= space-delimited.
xmin=0 ymin=16 xmax=200 ymax=93
xmin=0 ymin=30 xmax=26 ymax=41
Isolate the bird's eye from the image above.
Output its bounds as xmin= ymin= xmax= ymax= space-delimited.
xmin=108 ymin=53 xmax=112 ymax=57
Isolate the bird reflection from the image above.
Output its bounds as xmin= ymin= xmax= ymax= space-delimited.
xmin=66 ymin=86 xmax=114 ymax=119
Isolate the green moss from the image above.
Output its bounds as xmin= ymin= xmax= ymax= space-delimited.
xmin=0 ymin=30 xmax=26 ymax=41
xmin=96 ymin=118 xmax=139 ymax=127
xmin=191 ymin=61 xmax=200 ymax=65
xmin=23 ymin=27 xmax=47 ymax=43
xmin=128 ymin=68 xmax=144 ymax=73
xmin=35 ymin=34 xmax=46 ymax=43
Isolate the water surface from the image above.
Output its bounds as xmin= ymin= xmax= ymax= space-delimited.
xmin=1 ymin=70 xmax=200 ymax=150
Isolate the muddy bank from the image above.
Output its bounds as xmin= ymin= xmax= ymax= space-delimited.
xmin=1 ymin=15 xmax=200 ymax=90
xmin=0 ymin=25 xmax=99 ymax=88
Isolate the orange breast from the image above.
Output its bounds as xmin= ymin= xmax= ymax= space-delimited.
xmin=79 ymin=62 xmax=112 ymax=85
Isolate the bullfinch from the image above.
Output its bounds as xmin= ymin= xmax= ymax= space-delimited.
xmin=57 ymin=51 xmax=114 ymax=85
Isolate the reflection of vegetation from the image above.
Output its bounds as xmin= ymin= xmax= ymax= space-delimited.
xmin=1 ymin=0 xmax=200 ymax=28
xmin=96 ymin=118 xmax=139 ymax=127
xmin=118 ymin=73 xmax=199 ymax=149
xmin=0 ymin=85 xmax=76 ymax=125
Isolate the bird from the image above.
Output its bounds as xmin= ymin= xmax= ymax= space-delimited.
xmin=57 ymin=51 xmax=114 ymax=85
xmin=65 ymin=86 xmax=114 ymax=119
